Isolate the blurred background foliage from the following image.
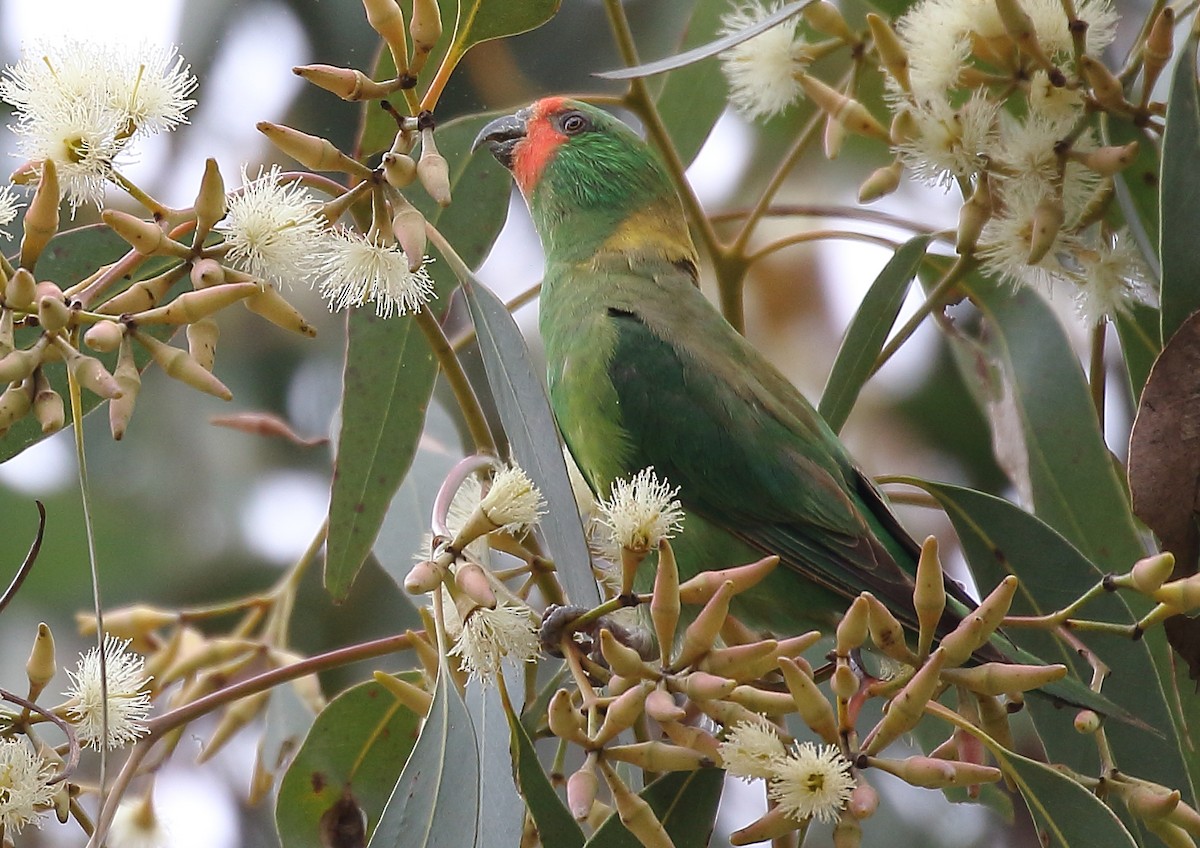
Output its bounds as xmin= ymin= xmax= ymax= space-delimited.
xmin=0 ymin=0 xmax=1159 ymax=845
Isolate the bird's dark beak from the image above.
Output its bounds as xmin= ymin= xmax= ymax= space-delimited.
xmin=471 ymin=109 xmax=529 ymax=170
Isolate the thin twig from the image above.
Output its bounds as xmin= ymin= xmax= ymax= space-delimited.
xmin=0 ymin=500 xmax=46 ymax=615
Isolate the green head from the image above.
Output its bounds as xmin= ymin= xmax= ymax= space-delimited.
xmin=473 ymin=98 xmax=693 ymax=264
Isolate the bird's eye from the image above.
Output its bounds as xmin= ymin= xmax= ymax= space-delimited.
xmin=560 ymin=112 xmax=590 ymax=135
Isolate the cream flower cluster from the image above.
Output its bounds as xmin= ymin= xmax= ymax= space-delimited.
xmin=217 ymin=165 xmax=435 ymax=317
xmin=0 ymin=40 xmax=196 ymax=210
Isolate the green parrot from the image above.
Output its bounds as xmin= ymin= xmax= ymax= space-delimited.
xmin=473 ymin=97 xmax=1126 ymax=717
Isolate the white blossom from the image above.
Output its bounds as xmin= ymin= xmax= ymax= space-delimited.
xmin=480 ymin=464 xmax=546 ymax=532
xmin=598 ymin=467 xmax=685 ymax=554
xmin=108 ymin=797 xmax=170 ymax=848
xmin=894 ymin=94 xmax=998 ymax=186
xmin=768 ymin=742 xmax=855 ymax=824
xmin=218 ymin=165 xmax=328 ymax=288
xmin=0 ymin=738 xmax=54 ymax=834
xmin=1070 ymin=233 xmax=1154 ymax=324
xmin=448 ymin=602 xmax=540 ymax=682
xmin=719 ymin=1 xmax=809 ymax=120
xmin=720 ymin=719 xmax=787 ymax=781
xmin=65 ymin=635 xmax=152 ymax=750
xmin=0 ymin=185 xmax=24 ymax=239
xmin=319 ymin=229 xmax=435 ymax=318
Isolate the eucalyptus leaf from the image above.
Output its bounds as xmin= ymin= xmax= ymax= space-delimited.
xmin=276 ymin=678 xmax=423 ymax=848
xmin=595 ymin=0 xmax=809 ymax=80
xmin=819 ymin=234 xmax=930 ymax=433
xmin=469 ymin=677 xmax=526 ymax=848
xmin=458 ymin=272 xmax=599 ymax=607
xmin=655 ymin=0 xmax=731 ymax=166
xmin=368 ymin=662 xmax=480 ymax=848
xmin=505 ymin=685 xmax=585 ymax=848
xmin=1158 ymin=32 xmax=1200 ymax=344
xmin=1113 ymin=299 xmax=1161 ymax=404
xmin=583 ymin=769 xmax=725 ymax=847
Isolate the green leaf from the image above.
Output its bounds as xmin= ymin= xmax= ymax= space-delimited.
xmin=368 ymin=662 xmax=480 ymax=848
xmin=583 ymin=769 xmax=725 ymax=847
xmin=325 ymin=309 xmax=438 ymax=601
xmin=988 ymin=739 xmax=1139 ymax=848
xmin=276 ymin=678 xmax=423 ymax=848
xmin=1103 ymin=115 xmax=1160 ymax=275
xmin=954 ymin=277 xmax=1143 ymax=571
xmin=505 ymin=687 xmax=585 ymax=848
xmin=655 ymin=0 xmax=730 ymax=166
xmin=459 ymin=273 xmax=600 ymax=607
xmin=1158 ymin=32 xmax=1200 ymax=344
xmin=446 ymin=0 xmax=562 ymax=55
xmin=0 ymin=225 xmax=183 ymax=463
xmin=894 ymin=478 xmax=1193 ymax=797
xmin=819 ymin=235 xmax=930 ymax=433
xmin=469 ymin=679 xmax=526 ymax=848
xmin=1113 ymin=299 xmax=1161 ymax=403
xmin=595 ymin=0 xmax=809 ymax=79
xmin=327 ymin=112 xmax=511 ymax=599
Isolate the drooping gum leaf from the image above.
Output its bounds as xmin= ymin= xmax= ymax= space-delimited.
xmin=458 ymin=272 xmax=600 ymax=607
xmin=594 ymin=0 xmax=809 ymax=80
xmin=276 ymin=678 xmax=422 ymax=848
xmin=505 ymin=686 xmax=586 ymax=848
xmin=367 ymin=661 xmax=479 ymax=848
xmin=326 ymin=113 xmax=511 ymax=599
xmin=819 ymin=234 xmax=930 ymax=433
xmin=583 ymin=769 xmax=725 ymax=847
xmin=1158 ymin=33 xmax=1200 ymax=344
xmin=1113 ymin=299 xmax=1161 ymax=403
xmin=655 ymin=0 xmax=731 ymax=167
xmin=469 ymin=679 xmax=526 ymax=848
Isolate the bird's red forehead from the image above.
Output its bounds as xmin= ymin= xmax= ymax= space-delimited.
xmin=513 ymin=96 xmax=569 ymax=195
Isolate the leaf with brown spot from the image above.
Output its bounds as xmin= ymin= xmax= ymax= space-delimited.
xmin=1129 ymin=308 xmax=1200 ymax=679
xmin=276 ymin=678 xmax=423 ymax=848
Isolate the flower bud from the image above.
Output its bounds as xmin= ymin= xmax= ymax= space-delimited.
xmin=243 ymin=286 xmax=318 ymax=337
xmin=700 ymin=639 xmax=778 ymax=681
xmin=187 ymin=317 xmax=220 ymax=372
xmin=824 ymin=113 xmax=847 ymax=159
xmin=671 ymin=580 xmax=735 ymax=670
xmin=454 ymin=561 xmax=496 ymax=609
xmin=976 ymin=693 xmax=1014 ymax=751
xmin=965 ymin=575 xmax=1018 ymax=648
xmin=363 ymin=0 xmax=411 ymax=75
xmin=730 ymin=806 xmax=800 ymax=846
xmin=957 ymin=175 xmax=992 ymax=255
xmin=890 ymin=109 xmax=919 ymax=146
xmin=383 ymin=152 xmax=418 ymax=189
xmin=599 ymin=628 xmax=654 ymax=680
xmin=1120 ymin=781 xmax=1181 ymax=820
xmin=862 ymin=592 xmax=917 ymax=664
xmin=695 ymin=697 xmax=765 ymax=728
xmin=0 ymin=346 xmax=42 ymax=385
xmin=1165 ymin=797 xmax=1200 ymax=837
xmin=834 ymin=812 xmax=863 ymax=848
xmin=1145 ymin=819 xmax=1197 ymax=848
xmin=780 ymin=656 xmax=838 ymax=744
xmin=861 ymin=648 xmax=946 ymax=756
xmin=836 ymin=595 xmax=870 ymax=656
xmin=1132 ymin=552 xmax=1176 ymax=594
xmin=403 ymin=559 xmax=441 ymax=594
xmin=937 ymin=616 xmax=985 ymax=668
xmin=940 ymin=661 xmax=1066 ymax=696
xmin=417 ymin=131 xmax=451 ymax=207
xmin=548 ymin=689 xmax=590 ymax=747
xmin=109 ymin=335 xmax=141 ymax=440
xmin=409 ymin=0 xmax=442 ymax=74
xmin=831 ymin=662 xmax=859 ymax=701
xmin=606 ymin=741 xmax=707 ymax=771
xmin=651 ymin=538 xmax=681 ymax=665
xmin=84 ymin=320 xmax=125 ymax=353
xmin=198 ymin=690 xmax=270 ymax=763
xmin=190 ymin=257 xmax=226 ymax=289
xmin=0 ymin=309 xmax=11 ymax=356
xmin=994 ymin=0 xmax=1055 ymax=71
xmin=867 ymin=14 xmax=909 ymax=91
xmin=6 ymin=267 xmax=37 ymax=311
xmin=373 ymin=670 xmax=433 ymax=715
xmin=1074 ymin=708 xmax=1101 ymax=734
xmin=645 ymin=687 xmax=686 ymax=723
xmin=25 ymin=622 xmax=56 ymax=699
xmin=858 ymin=161 xmax=903 ymax=203
xmin=599 ymin=760 xmax=673 ymax=848
xmin=848 ymin=780 xmax=879 ymax=819
xmin=659 ymin=720 xmax=723 ymax=760
xmin=1074 ymin=141 xmax=1139 ymax=176
xmin=728 ymin=684 xmax=797 ymax=716
xmin=914 ymin=536 xmax=945 ymax=658
xmin=868 ymin=755 xmax=1001 ymax=788
xmin=102 ymin=209 xmax=188 ymax=257
xmin=20 ymin=158 xmax=59 ymax=271
xmin=194 ymin=158 xmax=226 ymax=242
xmin=1079 ymin=56 xmax=1131 ymax=114
xmin=1143 ymin=7 xmax=1176 ymax=98
xmin=1154 ymin=573 xmax=1200 ymax=612
xmin=390 ymin=195 xmax=428 ymax=272
xmin=257 ymin=121 xmax=374 ymax=179
xmin=31 ymin=369 xmax=63 ymax=434
xmin=1026 ymin=195 xmax=1064 ymax=265
xmin=292 ymin=64 xmax=392 ymax=101
xmin=798 ymin=75 xmax=889 ymax=141
xmin=567 ymin=762 xmax=598 ymax=821
xmin=56 ymin=339 xmax=122 ymax=399
xmin=677 ymin=555 xmax=778 ymax=605
xmin=97 ymin=268 xmax=180 ymax=315
xmin=135 ymin=331 xmax=232 ymax=400
xmin=131 ymin=282 xmax=260 ymax=326
xmin=677 ymin=671 xmax=737 ymax=702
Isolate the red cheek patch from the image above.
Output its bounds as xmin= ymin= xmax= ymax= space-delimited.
xmin=513 ymin=97 xmax=568 ymax=196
